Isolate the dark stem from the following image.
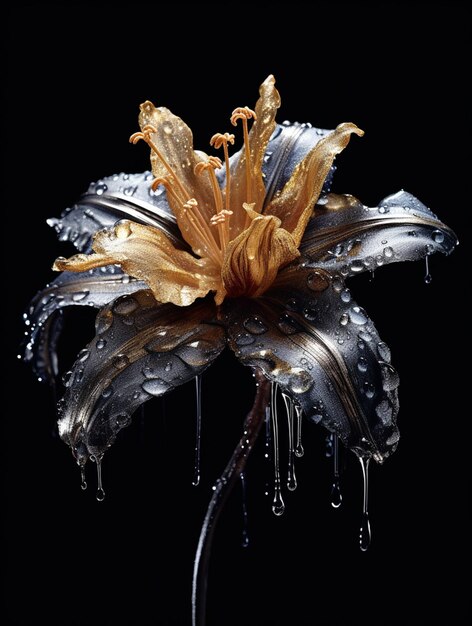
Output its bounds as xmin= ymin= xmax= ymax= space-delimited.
xmin=191 ymin=369 xmax=270 ymax=626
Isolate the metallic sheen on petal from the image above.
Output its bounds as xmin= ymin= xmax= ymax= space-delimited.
xmin=265 ymin=123 xmax=364 ymax=245
xmin=53 ymin=220 xmax=224 ymax=306
xmin=58 ymin=292 xmax=225 ymax=458
xmin=222 ymin=206 xmax=299 ymax=298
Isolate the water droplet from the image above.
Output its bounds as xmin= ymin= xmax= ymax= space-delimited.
xmin=95 ymin=455 xmax=105 ymax=502
xmin=379 ymin=362 xmax=400 ymax=391
xmin=115 ymin=413 xmax=131 ymax=428
xmin=80 ymin=466 xmax=87 ymax=491
xmin=330 ymin=478 xmax=342 ymax=508
xmin=350 ymin=306 xmax=368 ymax=325
xmin=332 ymin=276 xmax=343 ymax=293
xmin=350 ymin=260 xmax=364 ymax=273
xmin=115 ymin=220 xmax=132 ymax=239
xmin=102 ymin=385 xmax=113 ymax=399
xmin=359 ymin=456 xmax=371 ymax=551
xmin=339 ymin=313 xmax=349 ymax=326
xmin=72 ymin=291 xmax=89 ymax=302
xmin=295 ymin=405 xmax=304 ymax=457
xmin=364 ymin=382 xmax=375 ymax=399
xmin=96 ymin=338 xmax=107 ymax=350
xmin=432 ymin=230 xmax=444 ymax=243
xmin=121 ymin=274 xmax=131 ymax=284
xmin=142 ymin=378 xmax=171 ymax=396
xmin=340 ymin=288 xmax=351 ymax=303
xmin=282 ymin=393 xmax=297 ymax=491
xmin=77 ymin=349 xmax=90 ymax=362
xmin=375 ymin=399 xmax=393 ymax=424
xmin=307 ymin=271 xmax=330 ymax=292
xmin=378 ymin=205 xmax=389 ymax=214
xmin=271 ymin=384 xmax=285 ymax=516
xmin=113 ymin=354 xmax=129 ymax=369
xmin=235 ymin=331 xmax=255 ymax=346
xmin=62 ymin=370 xmax=74 ymax=387
xmin=383 ymin=246 xmax=394 ymax=258
xmin=95 ymin=183 xmax=108 ymax=195
xmin=424 ymin=255 xmax=432 ymax=284
xmin=243 ymin=316 xmax=268 ymax=335
xmin=277 ymin=313 xmax=301 ymax=335
xmin=377 ymin=341 xmax=391 ymax=362
xmin=192 ymin=375 xmax=202 ymax=486
xmin=357 ymin=357 xmax=368 ymax=372
xmin=162 ymin=121 xmax=173 ymax=134
xmin=287 ymin=368 xmax=313 ymax=394
xmin=359 ymin=330 xmax=372 ymax=342
xmin=325 ymin=433 xmax=333 ymax=457
xmin=114 ymin=297 xmax=138 ymax=315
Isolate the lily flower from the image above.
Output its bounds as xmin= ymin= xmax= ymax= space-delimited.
xmin=25 ymin=75 xmax=456 ymax=468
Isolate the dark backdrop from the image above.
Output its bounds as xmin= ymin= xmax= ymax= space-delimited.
xmin=4 ymin=4 xmax=470 ymax=625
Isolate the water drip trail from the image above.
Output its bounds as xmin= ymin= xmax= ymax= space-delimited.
xmin=295 ymin=405 xmax=304 ymax=457
xmin=330 ymin=436 xmax=342 ymax=508
xmin=264 ymin=406 xmax=272 ymax=497
xmin=359 ymin=456 xmax=371 ymax=551
xmin=424 ymin=255 xmax=432 ymax=284
xmin=240 ymin=472 xmax=249 ymax=548
xmin=192 ymin=375 xmax=202 ymax=486
xmin=282 ymin=393 xmax=297 ymax=491
xmin=95 ymin=455 xmax=105 ymax=502
xmin=80 ymin=465 xmax=87 ymax=491
xmin=271 ymin=383 xmax=285 ymax=515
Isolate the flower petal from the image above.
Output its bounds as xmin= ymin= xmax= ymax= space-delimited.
xmin=23 ymin=267 xmax=145 ymax=384
xmin=53 ymin=220 xmax=225 ymax=306
xmin=222 ymin=206 xmax=299 ymax=298
xmin=138 ymin=103 xmax=217 ymax=253
xmin=225 ymin=274 xmax=400 ymax=461
xmin=300 ymin=191 xmax=457 ymax=275
xmin=228 ymin=75 xmax=281 ymax=239
xmin=265 ymin=123 xmax=364 ymax=246
xmin=57 ymin=291 xmax=224 ymax=460
xmin=47 ymin=171 xmax=183 ymax=253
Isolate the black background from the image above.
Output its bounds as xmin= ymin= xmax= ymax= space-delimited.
xmin=4 ymin=4 xmax=470 ymax=625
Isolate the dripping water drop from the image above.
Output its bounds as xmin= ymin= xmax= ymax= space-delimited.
xmin=271 ymin=383 xmax=285 ymax=516
xmin=424 ymin=255 xmax=432 ymax=284
xmin=95 ymin=455 xmax=105 ymax=502
xmin=294 ymin=405 xmax=304 ymax=457
xmin=192 ymin=375 xmax=202 ymax=486
xmin=282 ymin=392 xmax=297 ymax=491
xmin=330 ymin=436 xmax=342 ymax=508
xmin=80 ymin=466 xmax=87 ymax=491
xmin=359 ymin=456 xmax=371 ymax=551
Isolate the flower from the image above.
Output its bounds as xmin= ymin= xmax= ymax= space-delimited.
xmin=25 ymin=75 xmax=456 ymax=469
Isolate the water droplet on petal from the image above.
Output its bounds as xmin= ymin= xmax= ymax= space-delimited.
xmin=95 ymin=183 xmax=108 ymax=195
xmin=78 ymin=349 xmax=90 ymax=362
xmin=115 ymin=220 xmax=132 ymax=239
xmin=332 ymin=276 xmax=343 ymax=293
xmin=377 ymin=341 xmax=391 ymax=362
xmin=235 ymin=332 xmax=255 ymax=346
xmin=102 ymin=385 xmax=113 ymax=399
xmin=243 ymin=316 xmax=268 ymax=335
xmin=375 ymin=399 xmax=394 ymax=424
xmin=307 ymin=271 xmax=330 ymax=292
xmin=113 ymin=297 xmax=138 ymax=315
xmin=113 ymin=354 xmax=129 ymax=369
xmin=331 ymin=478 xmax=342 ymax=508
xmin=340 ymin=288 xmax=351 ymax=303
xmin=96 ymin=338 xmax=107 ymax=350
xmin=339 ymin=313 xmax=349 ymax=326
xmin=72 ymin=291 xmax=89 ymax=302
xmin=432 ymin=230 xmax=444 ymax=243
xmin=350 ymin=306 xmax=368 ymax=325
xmin=142 ymin=378 xmax=172 ymax=396
xmin=379 ymin=362 xmax=400 ymax=391
xmin=115 ymin=413 xmax=131 ymax=428
xmin=287 ymin=368 xmax=313 ymax=394
xmin=364 ymin=382 xmax=375 ymax=399
xmin=383 ymin=246 xmax=394 ymax=259
xmin=357 ymin=357 xmax=368 ymax=372
xmin=350 ymin=260 xmax=364 ymax=273
xmin=162 ymin=121 xmax=173 ymax=135
xmin=277 ymin=313 xmax=301 ymax=335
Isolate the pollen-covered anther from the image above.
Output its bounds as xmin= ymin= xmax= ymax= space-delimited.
xmin=210 ymin=133 xmax=235 ymax=150
xmin=230 ymin=106 xmax=257 ymax=125
xmin=210 ymin=210 xmax=233 ymax=226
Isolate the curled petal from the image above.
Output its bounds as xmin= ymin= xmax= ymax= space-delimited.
xmin=23 ymin=267 xmax=144 ymax=384
xmin=300 ymin=190 xmax=457 ymax=275
xmin=53 ymin=220 xmax=225 ymax=306
xmin=229 ymin=75 xmax=281 ymax=239
xmin=47 ymin=171 xmax=183 ymax=253
xmin=225 ymin=274 xmax=400 ymax=461
xmin=58 ymin=291 xmax=225 ymax=459
xmin=222 ymin=206 xmax=299 ymax=298
xmin=265 ymin=123 xmax=364 ymax=246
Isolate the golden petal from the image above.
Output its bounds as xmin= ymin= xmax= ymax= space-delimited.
xmin=53 ymin=221 xmax=225 ymax=307
xmin=265 ymin=123 xmax=364 ymax=247
xmin=138 ymin=102 xmax=217 ymax=254
xmin=228 ymin=75 xmax=281 ymax=240
xmin=222 ymin=205 xmax=299 ymax=298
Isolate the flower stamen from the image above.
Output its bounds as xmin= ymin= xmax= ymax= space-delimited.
xmin=195 ymin=157 xmax=228 ymax=251
xmin=210 ymin=132 xmax=235 ymax=247
xmin=130 ymin=126 xmax=190 ymax=204
xmin=183 ymin=198 xmax=223 ymax=265
xmin=230 ymin=107 xmax=257 ymax=205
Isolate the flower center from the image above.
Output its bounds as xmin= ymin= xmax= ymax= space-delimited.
xmin=129 ymin=105 xmax=257 ymax=264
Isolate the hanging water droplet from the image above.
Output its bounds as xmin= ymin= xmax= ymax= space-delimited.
xmin=243 ymin=316 xmax=268 ymax=335
xmin=96 ymin=338 xmax=107 ymax=350
xmin=80 ymin=466 xmax=87 ymax=491
xmin=240 ymin=472 xmax=249 ymax=548
xmin=350 ymin=306 xmax=368 ymax=325
xmin=271 ymin=384 xmax=285 ymax=516
xmin=192 ymin=375 xmax=202 ymax=487
xmin=432 ymin=230 xmax=444 ymax=244
xmin=72 ymin=291 xmax=89 ymax=302
xmin=294 ymin=405 xmax=304 ymax=457
xmin=142 ymin=378 xmax=172 ymax=396
xmin=358 ymin=456 xmax=371 ymax=551
xmin=330 ymin=436 xmax=342 ymax=508
xmin=424 ymin=255 xmax=432 ymax=284
xmin=95 ymin=455 xmax=105 ymax=502
xmin=282 ymin=393 xmax=297 ymax=491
